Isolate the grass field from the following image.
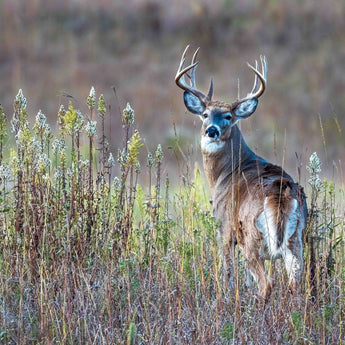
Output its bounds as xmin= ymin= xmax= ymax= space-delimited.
xmin=0 ymin=89 xmax=344 ymax=344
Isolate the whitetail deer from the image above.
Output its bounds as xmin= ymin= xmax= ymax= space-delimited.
xmin=175 ymin=46 xmax=308 ymax=299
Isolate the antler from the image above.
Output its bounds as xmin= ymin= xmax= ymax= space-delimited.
xmin=175 ymin=45 xmax=213 ymax=104
xmin=239 ymin=55 xmax=267 ymax=102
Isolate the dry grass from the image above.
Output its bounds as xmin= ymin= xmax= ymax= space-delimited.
xmin=0 ymin=0 xmax=345 ymax=178
xmin=0 ymin=90 xmax=344 ymax=344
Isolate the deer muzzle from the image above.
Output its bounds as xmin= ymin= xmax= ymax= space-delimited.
xmin=205 ymin=125 xmax=220 ymax=138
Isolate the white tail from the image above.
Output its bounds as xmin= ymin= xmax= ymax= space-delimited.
xmin=175 ymin=46 xmax=308 ymax=299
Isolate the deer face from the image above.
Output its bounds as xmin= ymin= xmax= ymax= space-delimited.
xmin=183 ymin=92 xmax=258 ymax=152
xmin=175 ymin=46 xmax=267 ymax=153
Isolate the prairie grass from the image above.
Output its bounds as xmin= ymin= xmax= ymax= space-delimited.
xmin=0 ymin=90 xmax=344 ymax=344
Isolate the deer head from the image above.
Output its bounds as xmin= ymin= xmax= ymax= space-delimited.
xmin=175 ymin=45 xmax=267 ymax=153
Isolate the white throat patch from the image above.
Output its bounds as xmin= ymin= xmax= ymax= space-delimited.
xmin=201 ymin=136 xmax=225 ymax=153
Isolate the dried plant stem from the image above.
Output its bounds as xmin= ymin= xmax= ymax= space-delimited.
xmin=87 ymin=108 xmax=94 ymax=244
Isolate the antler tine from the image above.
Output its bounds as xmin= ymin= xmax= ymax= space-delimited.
xmin=207 ymin=77 xmax=213 ymax=101
xmin=189 ymin=47 xmax=213 ymax=101
xmin=261 ymin=55 xmax=268 ymax=81
xmin=258 ymin=55 xmax=268 ymax=97
xmin=188 ymin=47 xmax=200 ymax=87
xmin=240 ymin=55 xmax=267 ymax=102
xmin=176 ymin=45 xmax=187 ymax=74
xmin=250 ymin=60 xmax=259 ymax=94
xmin=176 ymin=45 xmax=189 ymax=85
xmin=175 ymin=46 xmax=207 ymax=102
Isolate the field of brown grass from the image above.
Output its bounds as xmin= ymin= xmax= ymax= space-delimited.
xmin=0 ymin=1 xmax=345 ymax=343
xmin=1 ymin=0 xmax=345 ymax=178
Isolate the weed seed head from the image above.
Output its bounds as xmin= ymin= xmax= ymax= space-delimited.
xmin=35 ymin=110 xmax=46 ymax=129
xmin=118 ymin=148 xmax=128 ymax=170
xmin=98 ymin=94 xmax=106 ymax=116
xmin=307 ymin=151 xmax=322 ymax=191
xmin=14 ymin=89 xmax=27 ymax=112
xmin=76 ymin=111 xmax=85 ymax=130
xmin=147 ymin=152 xmax=154 ymax=167
xmin=87 ymin=86 xmax=96 ymax=110
xmin=85 ymin=120 xmax=97 ymax=137
xmin=122 ymin=103 xmax=135 ymax=126
xmin=128 ymin=130 xmax=143 ymax=167
xmin=29 ymin=137 xmax=41 ymax=155
xmin=58 ymin=104 xmax=66 ymax=124
xmin=36 ymin=153 xmax=51 ymax=173
xmin=154 ymin=144 xmax=164 ymax=164
xmin=16 ymin=127 xmax=32 ymax=147
xmin=52 ymin=138 xmax=65 ymax=154
xmin=34 ymin=110 xmax=51 ymax=138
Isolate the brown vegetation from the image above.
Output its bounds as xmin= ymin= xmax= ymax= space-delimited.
xmin=0 ymin=0 xmax=345 ymax=178
xmin=0 ymin=1 xmax=345 ymax=343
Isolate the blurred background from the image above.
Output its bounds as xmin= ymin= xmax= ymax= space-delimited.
xmin=1 ymin=0 xmax=345 ymax=183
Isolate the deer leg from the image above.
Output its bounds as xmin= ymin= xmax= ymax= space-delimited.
xmin=222 ymin=237 xmax=235 ymax=290
xmin=283 ymin=230 xmax=303 ymax=294
xmin=246 ymin=253 xmax=271 ymax=300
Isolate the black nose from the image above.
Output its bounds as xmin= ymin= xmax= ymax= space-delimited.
xmin=205 ymin=126 xmax=219 ymax=138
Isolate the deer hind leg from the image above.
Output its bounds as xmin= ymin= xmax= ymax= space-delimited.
xmin=283 ymin=221 xmax=303 ymax=293
xmin=243 ymin=237 xmax=272 ymax=300
xmin=222 ymin=237 xmax=236 ymax=290
xmin=282 ymin=201 xmax=304 ymax=294
xmin=247 ymin=254 xmax=271 ymax=300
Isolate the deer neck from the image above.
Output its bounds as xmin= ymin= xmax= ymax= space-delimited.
xmin=201 ymin=125 xmax=256 ymax=192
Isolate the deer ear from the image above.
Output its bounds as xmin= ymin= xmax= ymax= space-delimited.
xmin=183 ymin=91 xmax=205 ymax=115
xmin=234 ymin=98 xmax=258 ymax=118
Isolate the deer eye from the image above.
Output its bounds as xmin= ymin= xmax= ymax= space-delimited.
xmin=202 ymin=113 xmax=208 ymax=119
xmin=224 ymin=113 xmax=232 ymax=120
